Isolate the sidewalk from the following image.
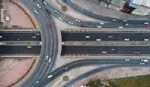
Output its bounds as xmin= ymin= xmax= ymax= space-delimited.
xmin=49 ymin=0 xmax=102 ymax=22
xmin=73 ymin=0 xmax=150 ymax=20
xmin=0 ymin=58 xmax=34 ymax=87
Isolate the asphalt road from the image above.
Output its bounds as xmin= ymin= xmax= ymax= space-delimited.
xmin=0 ymin=31 xmax=41 ymax=41
xmin=20 ymin=0 xmax=58 ymax=87
xmin=19 ymin=0 xmax=150 ymax=87
xmin=62 ymin=0 xmax=150 ymax=24
xmin=37 ymin=59 xmax=150 ymax=86
xmin=0 ymin=46 xmax=41 ymax=54
xmin=62 ymin=46 xmax=150 ymax=55
xmin=45 ymin=0 xmax=149 ymax=28
xmin=62 ymin=32 xmax=150 ymax=41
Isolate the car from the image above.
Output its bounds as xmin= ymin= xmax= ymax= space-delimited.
xmin=48 ymin=75 xmax=53 ymax=78
xmin=27 ymin=46 xmax=32 ymax=49
xmin=97 ymin=25 xmax=102 ymax=28
xmin=54 ymin=10 xmax=59 ymax=13
xmin=48 ymin=58 xmax=51 ymax=63
xmin=58 ymin=17 xmax=63 ymax=20
xmin=144 ymin=39 xmax=149 ymax=41
xmin=39 ymin=42 xmax=42 ymax=45
xmin=37 ymin=4 xmax=41 ymax=8
xmin=141 ymin=59 xmax=148 ymax=62
xmin=102 ymin=51 xmax=107 ymax=54
xmin=147 ymin=26 xmax=150 ymax=29
xmin=125 ymin=23 xmax=129 ymax=26
xmin=69 ymin=21 xmax=73 ymax=24
xmin=144 ymin=22 xmax=149 ymax=25
xmin=85 ymin=36 xmax=90 ymax=38
xmin=112 ymin=19 xmax=116 ymax=22
xmin=118 ymin=26 xmax=123 ymax=29
xmin=47 ymin=23 xmax=51 ymax=27
xmin=108 ymin=36 xmax=113 ymax=38
xmin=36 ymin=81 xmax=39 ymax=84
xmin=100 ymin=22 xmax=104 ymax=25
xmin=34 ymin=10 xmax=38 ymax=14
xmin=75 ymin=19 xmax=80 ymax=22
xmin=124 ymin=38 xmax=129 ymax=41
xmin=140 ymin=62 xmax=145 ymax=65
xmin=45 ymin=56 xmax=48 ymax=60
xmin=43 ymin=1 xmax=47 ymax=5
xmin=51 ymin=39 xmax=54 ymax=43
xmin=96 ymin=39 xmax=101 ymax=41
xmin=125 ymin=59 xmax=130 ymax=61
xmin=32 ymin=36 xmax=36 ymax=38
xmin=123 ymin=20 xmax=127 ymax=22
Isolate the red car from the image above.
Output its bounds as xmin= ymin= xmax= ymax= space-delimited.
xmin=147 ymin=26 xmax=150 ymax=29
xmin=51 ymin=39 xmax=54 ymax=44
xmin=47 ymin=23 xmax=51 ymax=27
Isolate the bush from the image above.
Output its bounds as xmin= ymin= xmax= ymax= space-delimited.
xmin=61 ymin=6 xmax=68 ymax=11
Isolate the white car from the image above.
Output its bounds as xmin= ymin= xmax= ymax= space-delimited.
xmin=125 ymin=23 xmax=129 ymax=26
xmin=48 ymin=75 xmax=53 ymax=78
xmin=85 ymin=36 xmax=90 ymax=38
xmin=34 ymin=10 xmax=38 ymax=14
xmin=144 ymin=39 xmax=149 ymax=41
xmin=48 ymin=58 xmax=51 ymax=63
xmin=144 ymin=22 xmax=149 ymax=25
xmin=140 ymin=62 xmax=145 ymax=65
xmin=112 ymin=19 xmax=116 ymax=22
xmin=97 ymin=25 xmax=102 ymax=28
xmin=37 ymin=4 xmax=41 ymax=8
xmin=45 ymin=56 xmax=48 ymax=60
xmin=118 ymin=26 xmax=123 ymax=29
xmin=100 ymin=22 xmax=104 ymax=25
xmin=125 ymin=59 xmax=130 ymax=61
xmin=75 ymin=19 xmax=80 ymax=22
xmin=124 ymin=38 xmax=129 ymax=41
xmin=36 ymin=81 xmax=39 ymax=84
xmin=43 ymin=1 xmax=47 ymax=5
xmin=69 ymin=21 xmax=73 ymax=24
xmin=58 ymin=17 xmax=63 ymax=20
xmin=141 ymin=59 xmax=148 ymax=62
xmin=102 ymin=51 xmax=107 ymax=54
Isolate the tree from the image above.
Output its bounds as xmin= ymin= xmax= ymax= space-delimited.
xmin=63 ymin=76 xmax=69 ymax=81
xmin=87 ymin=79 xmax=103 ymax=87
xmin=61 ymin=6 xmax=68 ymax=11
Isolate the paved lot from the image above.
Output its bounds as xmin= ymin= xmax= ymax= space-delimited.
xmin=3 ymin=0 xmax=34 ymax=29
xmin=0 ymin=58 xmax=33 ymax=87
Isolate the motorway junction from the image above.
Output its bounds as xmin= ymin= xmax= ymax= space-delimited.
xmin=1 ymin=0 xmax=150 ymax=87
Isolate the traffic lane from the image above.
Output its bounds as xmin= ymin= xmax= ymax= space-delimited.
xmin=38 ymin=58 xmax=150 ymax=86
xmin=0 ymin=46 xmax=41 ymax=54
xmin=0 ymin=32 xmax=41 ymax=41
xmin=35 ymin=0 xmax=58 ymax=82
xmin=20 ymin=1 xmax=58 ymax=87
xmin=19 ymin=0 xmax=51 ymax=87
xmin=45 ymin=2 xmax=150 ymax=28
xmin=62 ymin=32 xmax=150 ymax=41
xmin=61 ymin=46 xmax=150 ymax=55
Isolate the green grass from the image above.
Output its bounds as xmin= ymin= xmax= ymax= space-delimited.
xmin=87 ymin=75 xmax=150 ymax=87
xmin=108 ymin=75 xmax=150 ymax=87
